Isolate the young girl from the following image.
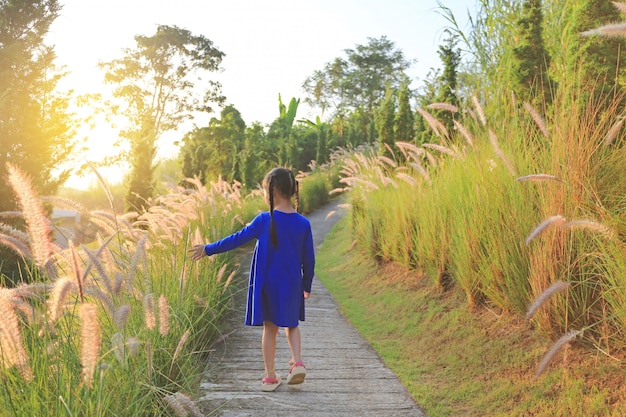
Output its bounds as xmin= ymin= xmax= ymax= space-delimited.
xmin=189 ymin=167 xmax=315 ymax=392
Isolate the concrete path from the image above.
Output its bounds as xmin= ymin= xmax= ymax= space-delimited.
xmin=196 ymin=199 xmax=427 ymax=417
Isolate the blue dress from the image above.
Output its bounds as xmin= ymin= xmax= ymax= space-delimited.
xmin=204 ymin=211 xmax=315 ymax=327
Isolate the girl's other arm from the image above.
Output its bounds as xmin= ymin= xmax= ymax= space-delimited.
xmin=301 ymin=226 xmax=315 ymax=294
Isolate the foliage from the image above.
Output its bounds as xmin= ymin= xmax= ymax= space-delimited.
xmin=0 ymin=0 xmax=78 ymax=280
xmin=0 ymin=163 xmax=269 ymax=416
xmin=434 ymin=30 xmax=461 ymax=134
xmin=394 ymin=77 xmax=415 ymax=146
xmin=511 ymin=0 xmax=553 ymax=105
xmin=302 ymin=36 xmax=412 ymax=146
xmin=375 ymin=83 xmax=396 ymax=157
xmin=179 ymin=105 xmax=246 ymax=185
xmin=99 ymin=25 xmax=226 ymax=212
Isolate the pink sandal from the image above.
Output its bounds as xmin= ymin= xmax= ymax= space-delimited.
xmin=261 ymin=375 xmax=281 ymax=392
xmin=286 ymin=361 xmax=306 ymax=385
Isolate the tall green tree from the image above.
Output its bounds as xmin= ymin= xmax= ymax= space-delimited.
xmin=99 ymin=24 xmax=225 ymax=211
xmin=435 ymin=31 xmax=461 ymax=136
xmin=394 ymin=77 xmax=415 ymax=145
xmin=512 ymin=0 xmax=553 ymax=104
xmin=0 ymin=0 xmax=76 ymax=280
xmin=375 ymin=83 xmax=396 ymax=157
xmin=564 ymin=0 xmax=626 ymax=101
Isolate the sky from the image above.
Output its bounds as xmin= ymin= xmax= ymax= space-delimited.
xmin=47 ymin=0 xmax=475 ymax=188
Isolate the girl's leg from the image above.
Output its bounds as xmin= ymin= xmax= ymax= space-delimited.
xmin=262 ymin=321 xmax=279 ymax=378
xmin=285 ymin=325 xmax=306 ymax=384
xmin=285 ymin=326 xmax=302 ymax=364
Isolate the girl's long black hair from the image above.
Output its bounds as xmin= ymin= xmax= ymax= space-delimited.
xmin=263 ymin=167 xmax=299 ymax=247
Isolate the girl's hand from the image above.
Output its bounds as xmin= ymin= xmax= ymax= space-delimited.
xmin=303 ymin=291 xmax=310 ymax=299
xmin=189 ymin=244 xmax=207 ymax=261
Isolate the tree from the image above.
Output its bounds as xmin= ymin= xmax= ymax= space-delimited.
xmin=512 ymin=0 xmax=553 ymax=104
xmin=302 ymin=36 xmax=412 ymax=118
xmin=0 ymin=0 xmax=76 ymax=209
xmin=302 ymin=116 xmax=330 ymax=166
xmin=178 ymin=105 xmax=245 ymax=184
xmin=435 ymin=31 xmax=461 ymax=135
xmin=375 ymin=83 xmax=396 ymax=157
xmin=565 ymin=0 xmax=626 ymax=101
xmin=267 ymin=95 xmax=300 ymax=168
xmin=0 ymin=0 xmax=77 ymax=280
xmin=99 ymin=25 xmax=225 ymax=211
xmin=394 ymin=77 xmax=415 ymax=145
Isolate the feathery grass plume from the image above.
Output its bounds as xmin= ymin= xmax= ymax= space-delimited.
xmin=163 ymin=393 xmax=188 ymax=417
xmin=174 ymin=392 xmax=204 ymax=417
xmin=127 ymin=336 xmax=140 ymax=357
xmin=82 ymin=245 xmax=114 ymax=294
xmin=325 ymin=210 xmax=337 ymax=220
xmin=523 ymin=102 xmax=549 ymax=137
xmin=0 ymin=291 xmax=32 ymax=380
xmin=613 ymin=1 xmax=626 ymax=13
xmin=158 ymin=295 xmax=170 ymax=336
xmin=603 ymin=117 xmax=624 ymax=146
xmin=0 ymin=233 xmax=33 ymax=259
xmin=378 ymin=155 xmax=397 ymax=168
xmin=79 ymin=303 xmax=101 ymax=387
xmin=472 ymin=95 xmax=487 ymax=126
xmin=329 ymin=188 xmax=345 ymax=196
xmin=396 ymin=172 xmax=418 ymax=186
xmin=222 ymin=269 xmax=237 ymax=293
xmin=424 ymin=151 xmax=438 ymax=167
xmin=410 ymin=163 xmax=431 ymax=182
xmin=171 ymin=329 xmax=190 ymax=367
xmin=114 ymin=304 xmax=131 ymax=329
xmin=562 ymin=220 xmax=615 ymax=239
xmin=6 ymin=163 xmax=53 ymax=270
xmin=126 ymin=233 xmax=148 ymax=290
xmin=526 ymin=281 xmax=571 ymax=319
xmin=0 ymin=223 xmax=29 ymax=243
xmin=581 ymin=22 xmax=626 ymax=38
xmin=215 ymin=264 xmax=228 ymax=284
xmin=488 ymin=130 xmax=516 ymax=175
xmin=525 ymin=215 xmax=567 ymax=244
xmin=84 ymin=286 xmax=114 ymax=314
xmin=427 ymin=102 xmax=459 ymax=113
xmin=515 ymin=174 xmax=564 ymax=184
xmin=111 ymin=332 xmax=125 ymax=363
xmin=143 ymin=293 xmax=156 ymax=330
xmin=48 ymin=277 xmax=76 ymax=323
xmin=536 ymin=330 xmax=581 ymax=378
xmin=453 ymin=120 xmax=474 ymax=147
xmin=423 ymin=143 xmax=458 ymax=158
xmin=416 ymin=107 xmax=448 ymax=139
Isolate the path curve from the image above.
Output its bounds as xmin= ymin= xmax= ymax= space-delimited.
xmin=196 ymin=199 xmax=427 ymax=417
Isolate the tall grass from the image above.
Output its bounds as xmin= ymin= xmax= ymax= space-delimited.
xmin=0 ymin=161 xmax=335 ymax=415
xmin=0 ymin=166 xmax=265 ymax=416
xmin=344 ymin=83 xmax=626 ymax=364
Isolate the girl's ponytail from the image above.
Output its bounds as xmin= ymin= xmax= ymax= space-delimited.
xmin=294 ymin=180 xmax=300 ymax=213
xmin=268 ymin=175 xmax=278 ymax=247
